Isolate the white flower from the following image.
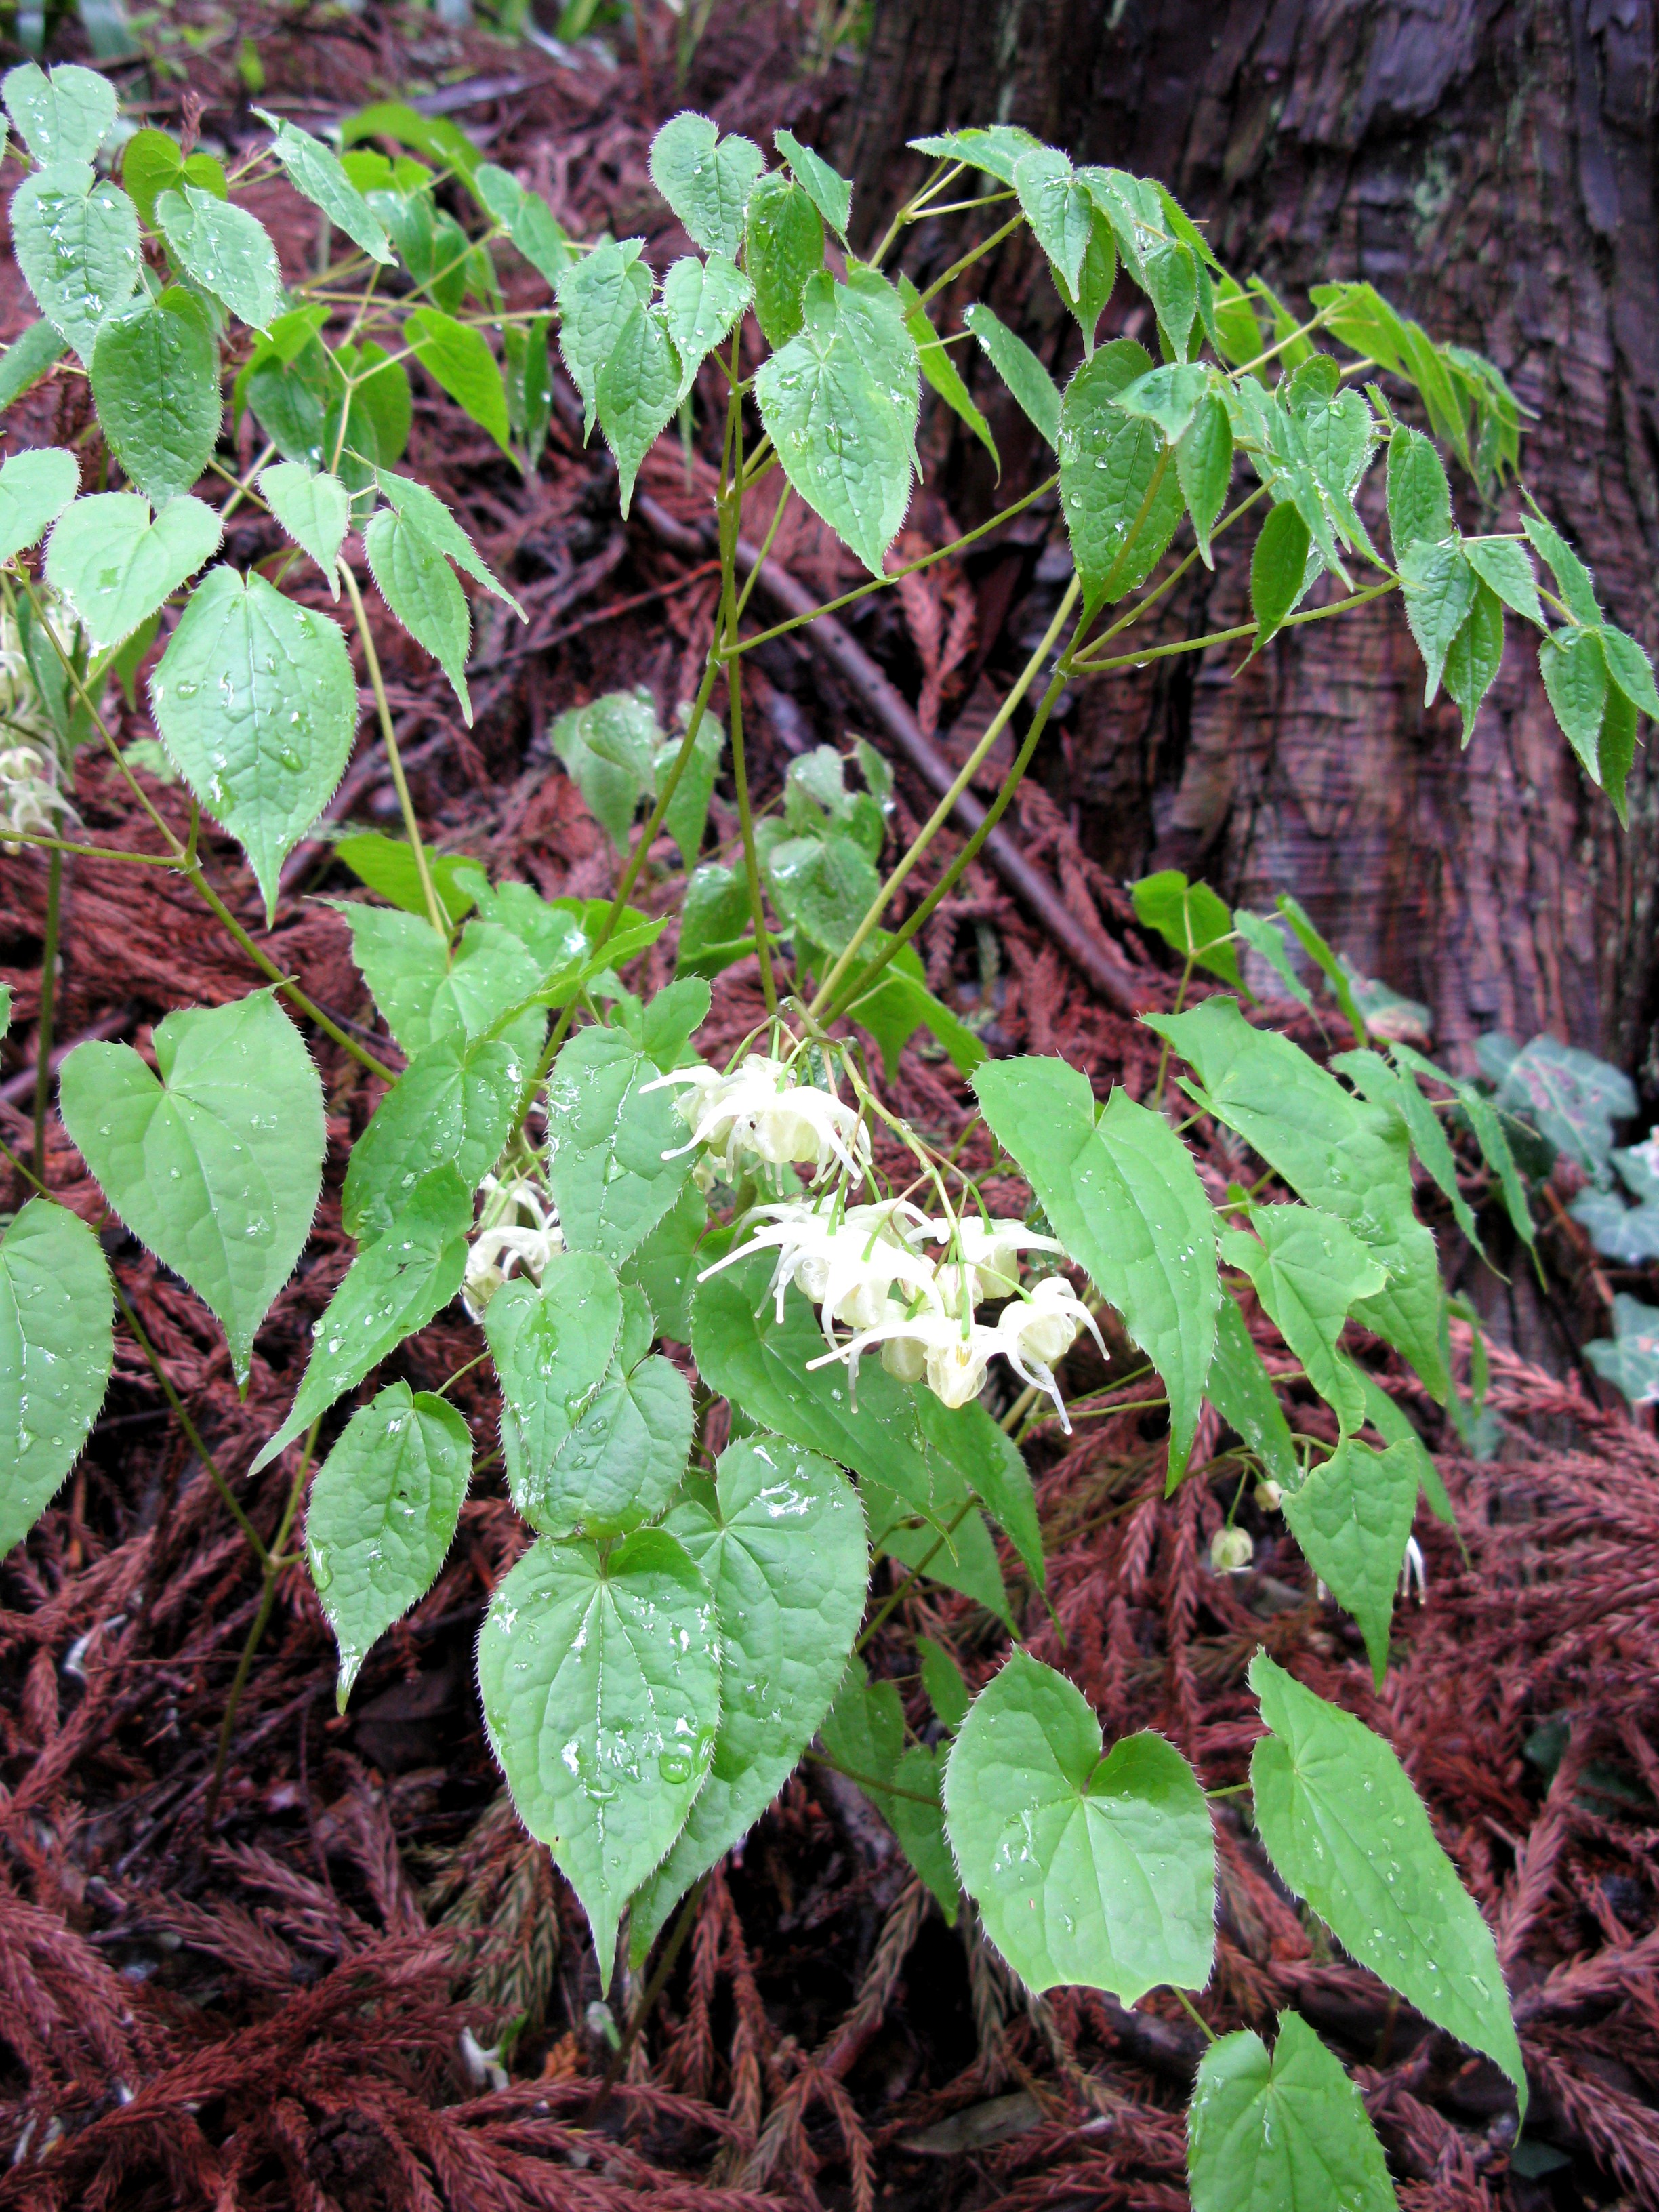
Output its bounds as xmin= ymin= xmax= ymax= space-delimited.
xmin=699 ymin=1194 xmax=939 ymax=1342
xmin=0 ymin=743 xmax=73 ymax=840
xmin=922 ymin=1215 xmax=1065 ymax=1303
xmin=1211 ymin=1525 xmax=1254 ymax=1573
xmin=646 ymin=1054 xmax=871 ymax=1182
xmin=991 ymin=1277 xmax=1106 ymax=1430
xmin=808 ymin=1307 xmax=1002 ymax=1408
xmin=1399 ymin=1534 xmax=1427 ymax=1601
xmin=462 ymin=1173 xmax=565 ymax=1319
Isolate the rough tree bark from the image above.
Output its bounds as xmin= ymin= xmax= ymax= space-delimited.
xmin=841 ymin=1 xmax=1659 ymax=1088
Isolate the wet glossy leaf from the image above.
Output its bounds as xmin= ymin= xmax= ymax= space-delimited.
xmin=1442 ymin=575 xmax=1504 ymax=743
xmin=1059 ymin=339 xmax=1183 ymax=610
xmin=364 ymin=504 xmax=472 ymax=721
xmin=1385 ymin=426 xmax=1452 ymax=560
xmin=944 ymin=1650 xmax=1214 ymax=2001
xmin=649 ymin=111 xmax=763 ymax=262
xmin=156 ymin=185 xmax=283 ymax=331
xmin=483 ymin=1250 xmax=624 ymax=1523
xmin=477 ymin=1526 xmax=721 ymax=1989
xmin=907 ymin=124 xmax=1041 ymax=186
xmin=1250 ymin=499 xmax=1311 ymax=650
xmin=531 ymin=1303 xmax=694 ymax=1538
xmin=629 ymin=1434 xmax=867 ymax=1960
xmin=1249 ymin=1653 xmax=1525 ymax=2113
xmin=0 ymin=1197 xmax=113 ymax=1556
xmin=555 ymin=238 xmax=653 ymax=439
xmin=0 ymin=446 xmax=77 ymax=561
xmin=661 ymin=251 xmax=751 ymax=401
xmin=150 ymin=567 xmax=357 ymax=922
xmin=90 ymin=289 xmax=220 ymax=504
xmin=596 ymin=300 xmax=680 ymax=514
xmin=1220 ymin=1206 xmax=1387 ymax=1436
xmin=1176 ymin=391 xmax=1233 ymax=565
xmin=60 ymin=991 xmax=323 ymax=1385
xmin=258 ymin=462 xmax=349 ymax=596
xmin=1399 ymin=538 xmax=1475 ymax=705
xmin=964 ymin=302 xmax=1060 ymax=449
xmin=1282 ymin=1435 xmax=1418 ymax=1683
xmin=45 ymin=489 xmax=220 ymax=650
xmin=1540 ymin=626 xmax=1609 ymax=778
xmin=305 ymin=1381 xmax=470 ymax=1710
xmin=0 ymin=319 xmax=68 ymax=411
xmin=342 ymin=1033 xmax=524 ymax=1246
xmin=3 ymin=62 xmax=116 ymax=164
xmin=257 ymin=110 xmax=393 ymax=266
xmin=898 ymin=274 xmax=998 ymax=470
xmin=121 ymin=130 xmax=227 ymax=231
xmin=974 ymin=1055 xmax=1219 ymax=1482
xmin=1013 ymin=144 xmax=1094 ymax=295
xmin=744 ymin=171 xmax=823 ymax=348
xmin=546 ymin=1022 xmax=697 ymax=1265
xmin=775 ymin=127 xmax=851 ymax=239
xmin=11 ymin=160 xmax=142 ymax=363
xmin=1188 ymin=2011 xmax=1398 ymax=2212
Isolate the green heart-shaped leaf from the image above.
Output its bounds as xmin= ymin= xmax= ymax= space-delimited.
xmin=45 ymin=489 xmax=220 ymax=650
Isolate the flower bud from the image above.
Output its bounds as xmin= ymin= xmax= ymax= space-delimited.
xmin=1210 ymin=1525 xmax=1254 ymax=1574
xmin=880 ymin=1334 xmax=928 ymax=1384
xmin=1254 ymin=1479 xmax=1283 ymax=1512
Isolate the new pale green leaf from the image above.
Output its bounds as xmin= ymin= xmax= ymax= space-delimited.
xmin=150 ymin=566 xmax=358 ymax=923
xmin=59 ymin=991 xmax=323 ymax=1385
xmin=364 ymin=503 xmax=472 ymax=721
xmin=629 ymin=1434 xmax=867 ymax=1961
xmin=156 ymin=185 xmax=284 ymax=331
xmin=649 ymin=111 xmax=763 ymax=262
xmin=661 ymin=252 xmax=751 ymax=401
xmin=45 ymin=490 xmax=221 ymax=650
xmin=0 ymin=446 xmax=78 ymax=562
xmin=555 ymin=239 xmax=653 ymax=438
xmin=3 ymin=62 xmax=116 ymax=164
xmin=477 ymin=1528 xmax=721 ymax=1988
xmin=305 ymin=1381 xmax=471 ymax=1709
xmin=775 ymin=127 xmax=851 ymax=239
xmin=1281 ymin=1436 xmax=1418 ymax=1683
xmin=972 ymin=1054 xmax=1219 ymax=1482
xmin=944 ymin=1651 xmax=1215 ymax=2001
xmin=90 ymin=289 xmax=221 ymax=506
xmin=405 ymin=306 xmax=512 ymax=459
xmin=0 ymin=1197 xmax=113 ymax=1556
xmin=483 ymin=1250 xmax=624 ymax=1527
xmin=258 ymin=110 xmax=394 ymax=266
xmin=258 ymin=462 xmax=349 ymax=596
xmin=1249 ymin=1652 xmax=1525 ymax=2112
xmin=251 ymin=1164 xmax=471 ymax=1471
xmin=1188 ymin=2011 xmax=1399 ymax=2212
xmin=964 ymin=302 xmax=1060 ymax=449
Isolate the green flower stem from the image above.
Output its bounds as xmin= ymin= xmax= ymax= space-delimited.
xmin=731 ymin=481 xmax=794 ymax=627
xmin=203 ymin=1418 xmax=319 ymax=1828
xmin=726 ymin=475 xmax=1059 ymax=659
xmin=1071 ymin=578 xmax=1397 ymax=674
xmin=340 ymin=562 xmax=449 ymax=943
xmin=866 ymin=158 xmax=961 ymax=271
xmin=217 ymin=439 xmax=277 ymax=526
xmin=918 ymin=213 xmax=1025 ymax=310
xmin=810 ymin=573 xmax=1082 ymax=1021
xmin=806 ymin=1749 xmax=942 ymax=1807
xmin=30 ymin=846 xmax=60 ymax=1180
xmin=722 ymin=516 xmax=779 ymax=1015
xmin=855 ymin=1500 xmax=976 ymax=1654
xmin=0 ymin=829 xmax=185 ymax=867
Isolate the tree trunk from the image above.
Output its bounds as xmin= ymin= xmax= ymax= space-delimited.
xmin=842 ymin=0 xmax=1659 ymax=1086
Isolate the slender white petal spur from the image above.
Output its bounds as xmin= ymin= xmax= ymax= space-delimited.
xmin=645 ymin=1054 xmax=872 ymax=1182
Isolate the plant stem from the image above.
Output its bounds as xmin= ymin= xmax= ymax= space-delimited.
xmin=855 ymin=1501 xmax=975 ymax=1653
xmin=109 ymin=1277 xmax=268 ymax=1568
xmin=1172 ymin=1987 xmax=1217 ymax=2045
xmin=341 ymin=563 xmax=448 ymax=942
xmin=1070 ymin=579 xmax=1397 ymax=675
xmin=583 ymin=1874 xmax=709 ymax=2125
xmin=918 ymin=213 xmax=1025 ymax=308
xmin=203 ymin=1420 xmax=318 ymax=1828
xmin=716 ymin=329 xmax=778 ymax=1014
xmin=32 ymin=846 xmax=61 ymax=1180
xmin=806 ymin=1748 xmax=941 ymax=1807
xmin=810 ymin=575 xmax=1081 ymax=1019
xmin=0 ymin=830 xmax=182 ymax=866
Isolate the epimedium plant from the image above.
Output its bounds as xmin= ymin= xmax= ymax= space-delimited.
xmin=0 ymin=61 xmax=1648 ymax=2201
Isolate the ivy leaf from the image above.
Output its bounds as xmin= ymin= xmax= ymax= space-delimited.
xmin=755 ymin=270 xmax=917 ymax=577
xmin=1059 ymin=339 xmax=1183 ymax=611
xmin=1221 ymin=1206 xmax=1387 ymax=1436
xmin=596 ymin=300 xmax=681 ymax=514
xmin=477 ymin=1528 xmax=722 ymax=1990
xmin=1441 ymin=576 xmax=1504 ymax=743
xmin=90 ymin=289 xmax=220 ymax=506
xmin=1385 ymin=426 xmax=1452 ymax=561
xmin=342 ymin=1033 xmax=525 ymax=1246
xmin=404 ymin=306 xmax=512 ymax=459
xmin=1464 ymin=538 xmax=1543 ymax=628
xmin=1249 ymin=1653 xmax=1525 ymax=2114
xmin=1204 ymin=1289 xmax=1298 ymax=1492
xmin=1250 ymin=499 xmax=1311 ymax=651
xmin=944 ymin=1651 xmax=1214 ymax=2001
xmin=59 ymin=991 xmax=324 ymax=1386
xmin=256 ymin=109 xmax=394 ymax=266
xmin=305 ymin=1382 xmax=471 ymax=1710
xmin=745 ymin=170 xmax=824 ymax=347
xmin=45 ymin=490 xmax=221 ymax=651
xmin=364 ymin=504 xmax=472 ymax=722
xmin=0 ymin=1197 xmax=113 ymax=1557
xmin=251 ymin=1164 xmax=472 ymax=1472
xmin=897 ymin=274 xmax=998 ymax=472
xmin=483 ymin=1250 xmax=625 ymax=1521
xmin=1131 ymin=869 xmax=1242 ymax=988
xmin=555 ymin=239 xmax=653 ymax=440
xmin=546 ymin=1023 xmax=697 ymax=1265
xmin=258 ymin=462 xmax=350 ymax=597
xmin=964 ymin=302 xmax=1060 ymax=449
xmin=531 ymin=1296 xmax=695 ymax=1538
xmin=0 ymin=447 xmax=78 ymax=563
xmin=11 ymin=161 xmax=142 ymax=363
xmin=1281 ymin=1436 xmax=1418 ymax=1683
xmin=1399 ymin=537 xmax=1475 ymax=705
xmin=628 ymin=1434 xmax=868 ymax=1961
xmin=150 ymin=567 xmax=357 ymax=923
xmin=973 ymin=1056 xmax=1219 ymax=1483
xmin=1540 ymin=626 xmax=1610 ymax=778
xmin=1147 ymin=998 xmax=1449 ymax=1401
xmin=648 ymin=110 xmax=763 ymax=262
xmin=661 ymin=252 xmax=752 ymax=403
xmin=1012 ymin=144 xmax=1094 ymax=295
xmin=1176 ymin=392 xmax=1233 ymax=567
xmin=156 ymin=186 xmax=284 ymax=332
xmin=0 ymin=319 xmax=68 ymax=411
xmin=3 ymin=62 xmax=116 ymax=164
xmin=775 ymin=127 xmax=851 ymax=240
xmin=1188 ymin=2011 xmax=1399 ymax=2212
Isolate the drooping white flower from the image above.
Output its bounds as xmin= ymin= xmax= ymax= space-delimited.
xmin=1211 ymin=1525 xmax=1254 ymax=1573
xmin=646 ymin=1054 xmax=870 ymax=1182
xmin=922 ymin=1215 xmax=1065 ymax=1304
xmin=700 ymin=1194 xmax=939 ymax=1340
xmin=0 ymin=743 xmax=73 ymax=840
xmin=1399 ymin=1534 xmax=1427 ymax=1602
xmin=808 ymin=1306 xmax=1004 ymax=1409
xmin=462 ymin=1173 xmax=565 ymax=1319
xmin=992 ymin=1278 xmax=1107 ymax=1430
